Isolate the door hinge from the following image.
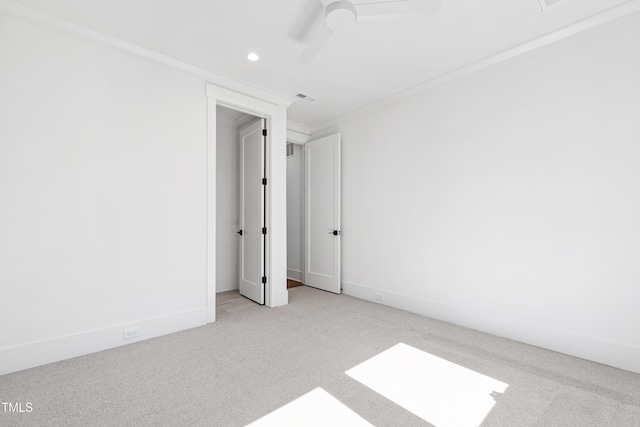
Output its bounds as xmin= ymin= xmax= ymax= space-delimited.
xmin=262 ymin=177 xmax=267 ymax=185
xmin=261 ymin=276 xmax=267 ymax=284
xmin=262 ymin=129 xmax=267 ymax=137
xmin=262 ymin=227 xmax=267 ymax=235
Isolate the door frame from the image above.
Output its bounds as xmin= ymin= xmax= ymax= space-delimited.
xmin=206 ymin=83 xmax=291 ymax=323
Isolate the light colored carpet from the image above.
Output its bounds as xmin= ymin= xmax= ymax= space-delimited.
xmin=1 ymin=286 xmax=639 ymax=426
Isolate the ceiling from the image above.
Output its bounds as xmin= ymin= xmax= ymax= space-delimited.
xmin=9 ymin=0 xmax=634 ymax=126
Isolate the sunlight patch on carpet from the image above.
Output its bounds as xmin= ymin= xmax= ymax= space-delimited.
xmin=346 ymin=343 xmax=508 ymax=427
xmin=246 ymin=387 xmax=373 ymax=427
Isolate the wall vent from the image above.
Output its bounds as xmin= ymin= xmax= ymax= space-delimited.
xmin=295 ymin=93 xmax=316 ymax=102
xmin=537 ymin=0 xmax=562 ymax=10
xmin=286 ymin=143 xmax=295 ymax=158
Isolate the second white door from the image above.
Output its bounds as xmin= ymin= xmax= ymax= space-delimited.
xmin=304 ymin=133 xmax=341 ymax=294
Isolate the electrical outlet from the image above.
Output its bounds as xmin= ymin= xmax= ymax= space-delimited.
xmin=123 ymin=327 xmax=140 ymax=340
xmin=375 ymin=292 xmax=385 ymax=302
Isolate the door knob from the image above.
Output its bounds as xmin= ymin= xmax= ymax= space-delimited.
xmin=237 ymin=230 xmax=243 ymax=236
xmin=328 ymin=230 xmax=340 ymax=236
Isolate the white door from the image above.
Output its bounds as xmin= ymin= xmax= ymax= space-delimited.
xmin=304 ymin=133 xmax=341 ymax=294
xmin=239 ymin=119 xmax=266 ymax=304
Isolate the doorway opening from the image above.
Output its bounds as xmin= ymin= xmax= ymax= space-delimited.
xmin=216 ymin=106 xmax=266 ymax=307
xmin=286 ymin=141 xmax=305 ymax=290
xmin=205 ymin=82 xmax=291 ymax=324
xmin=286 ymin=134 xmax=342 ymax=294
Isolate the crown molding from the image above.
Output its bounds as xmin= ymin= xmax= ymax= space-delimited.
xmin=311 ymin=0 xmax=640 ymax=134
xmin=287 ymin=121 xmax=311 ymax=144
xmin=0 ymin=0 xmax=296 ymax=108
xmin=287 ymin=121 xmax=311 ymax=135
xmin=4 ymin=0 xmax=639 ymax=134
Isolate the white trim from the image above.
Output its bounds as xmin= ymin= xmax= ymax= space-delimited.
xmin=205 ymin=83 xmax=293 ymax=110
xmin=287 ymin=130 xmax=311 ymax=145
xmin=310 ymin=0 xmax=640 ymax=133
xmin=287 ymin=121 xmax=311 ymax=144
xmin=206 ymin=82 xmax=290 ymax=318
xmin=274 ymin=289 xmax=290 ymax=307
xmin=287 ymin=121 xmax=312 ymax=135
xmin=287 ymin=269 xmax=303 ymax=282
xmin=341 ymin=281 xmax=640 ymax=374
xmin=0 ymin=307 xmax=207 ymax=376
xmin=0 ymin=0 xmax=295 ymax=108
xmin=207 ymin=96 xmax=217 ymax=323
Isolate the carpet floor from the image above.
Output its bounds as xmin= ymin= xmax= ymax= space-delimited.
xmin=1 ymin=286 xmax=639 ymax=426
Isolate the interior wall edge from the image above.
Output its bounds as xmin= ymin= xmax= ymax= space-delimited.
xmin=342 ymin=281 xmax=640 ymax=374
xmin=0 ymin=307 xmax=207 ymax=376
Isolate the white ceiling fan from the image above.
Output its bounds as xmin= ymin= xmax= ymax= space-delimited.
xmin=297 ymin=0 xmax=444 ymax=64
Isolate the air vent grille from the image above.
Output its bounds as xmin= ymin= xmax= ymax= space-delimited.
xmin=295 ymin=93 xmax=316 ymax=102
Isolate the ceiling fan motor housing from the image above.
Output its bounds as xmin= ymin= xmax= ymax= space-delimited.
xmin=325 ymin=0 xmax=357 ymax=30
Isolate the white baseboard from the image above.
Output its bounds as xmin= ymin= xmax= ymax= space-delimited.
xmin=287 ymin=269 xmax=303 ymax=282
xmin=216 ymin=278 xmax=238 ymax=292
xmin=342 ymin=281 xmax=640 ymax=374
xmin=0 ymin=307 xmax=207 ymax=376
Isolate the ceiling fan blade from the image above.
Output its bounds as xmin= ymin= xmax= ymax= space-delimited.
xmin=355 ymin=0 xmax=443 ymax=21
xmin=297 ymin=24 xmax=334 ymax=64
xmin=291 ymin=0 xmax=326 ymax=43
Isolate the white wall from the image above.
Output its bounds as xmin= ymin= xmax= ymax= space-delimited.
xmin=286 ymin=144 xmax=304 ymax=282
xmin=0 ymin=14 xmax=207 ymax=374
xmin=331 ymin=16 xmax=640 ymax=373
xmin=216 ymin=114 xmax=239 ymax=292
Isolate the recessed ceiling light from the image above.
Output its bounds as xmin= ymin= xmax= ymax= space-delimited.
xmin=247 ymin=52 xmax=259 ymax=62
